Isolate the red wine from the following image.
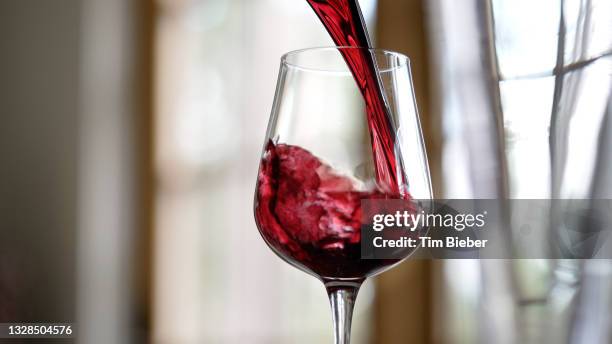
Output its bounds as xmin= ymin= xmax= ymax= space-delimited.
xmin=306 ymin=0 xmax=404 ymax=194
xmin=255 ymin=141 xmax=403 ymax=279
xmin=254 ymin=0 xmax=412 ymax=280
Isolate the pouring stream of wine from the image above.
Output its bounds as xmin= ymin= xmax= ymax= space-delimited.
xmin=306 ymin=0 xmax=406 ymax=194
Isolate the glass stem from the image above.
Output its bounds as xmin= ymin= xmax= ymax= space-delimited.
xmin=325 ymin=281 xmax=362 ymax=344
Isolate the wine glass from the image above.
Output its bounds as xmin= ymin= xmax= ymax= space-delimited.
xmin=254 ymin=47 xmax=431 ymax=343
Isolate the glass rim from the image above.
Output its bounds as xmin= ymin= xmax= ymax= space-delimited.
xmin=281 ymin=46 xmax=411 ymax=74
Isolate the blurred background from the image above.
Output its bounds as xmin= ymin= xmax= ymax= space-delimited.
xmin=0 ymin=0 xmax=610 ymax=343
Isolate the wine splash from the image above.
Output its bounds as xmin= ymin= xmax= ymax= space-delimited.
xmin=255 ymin=141 xmax=402 ymax=279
